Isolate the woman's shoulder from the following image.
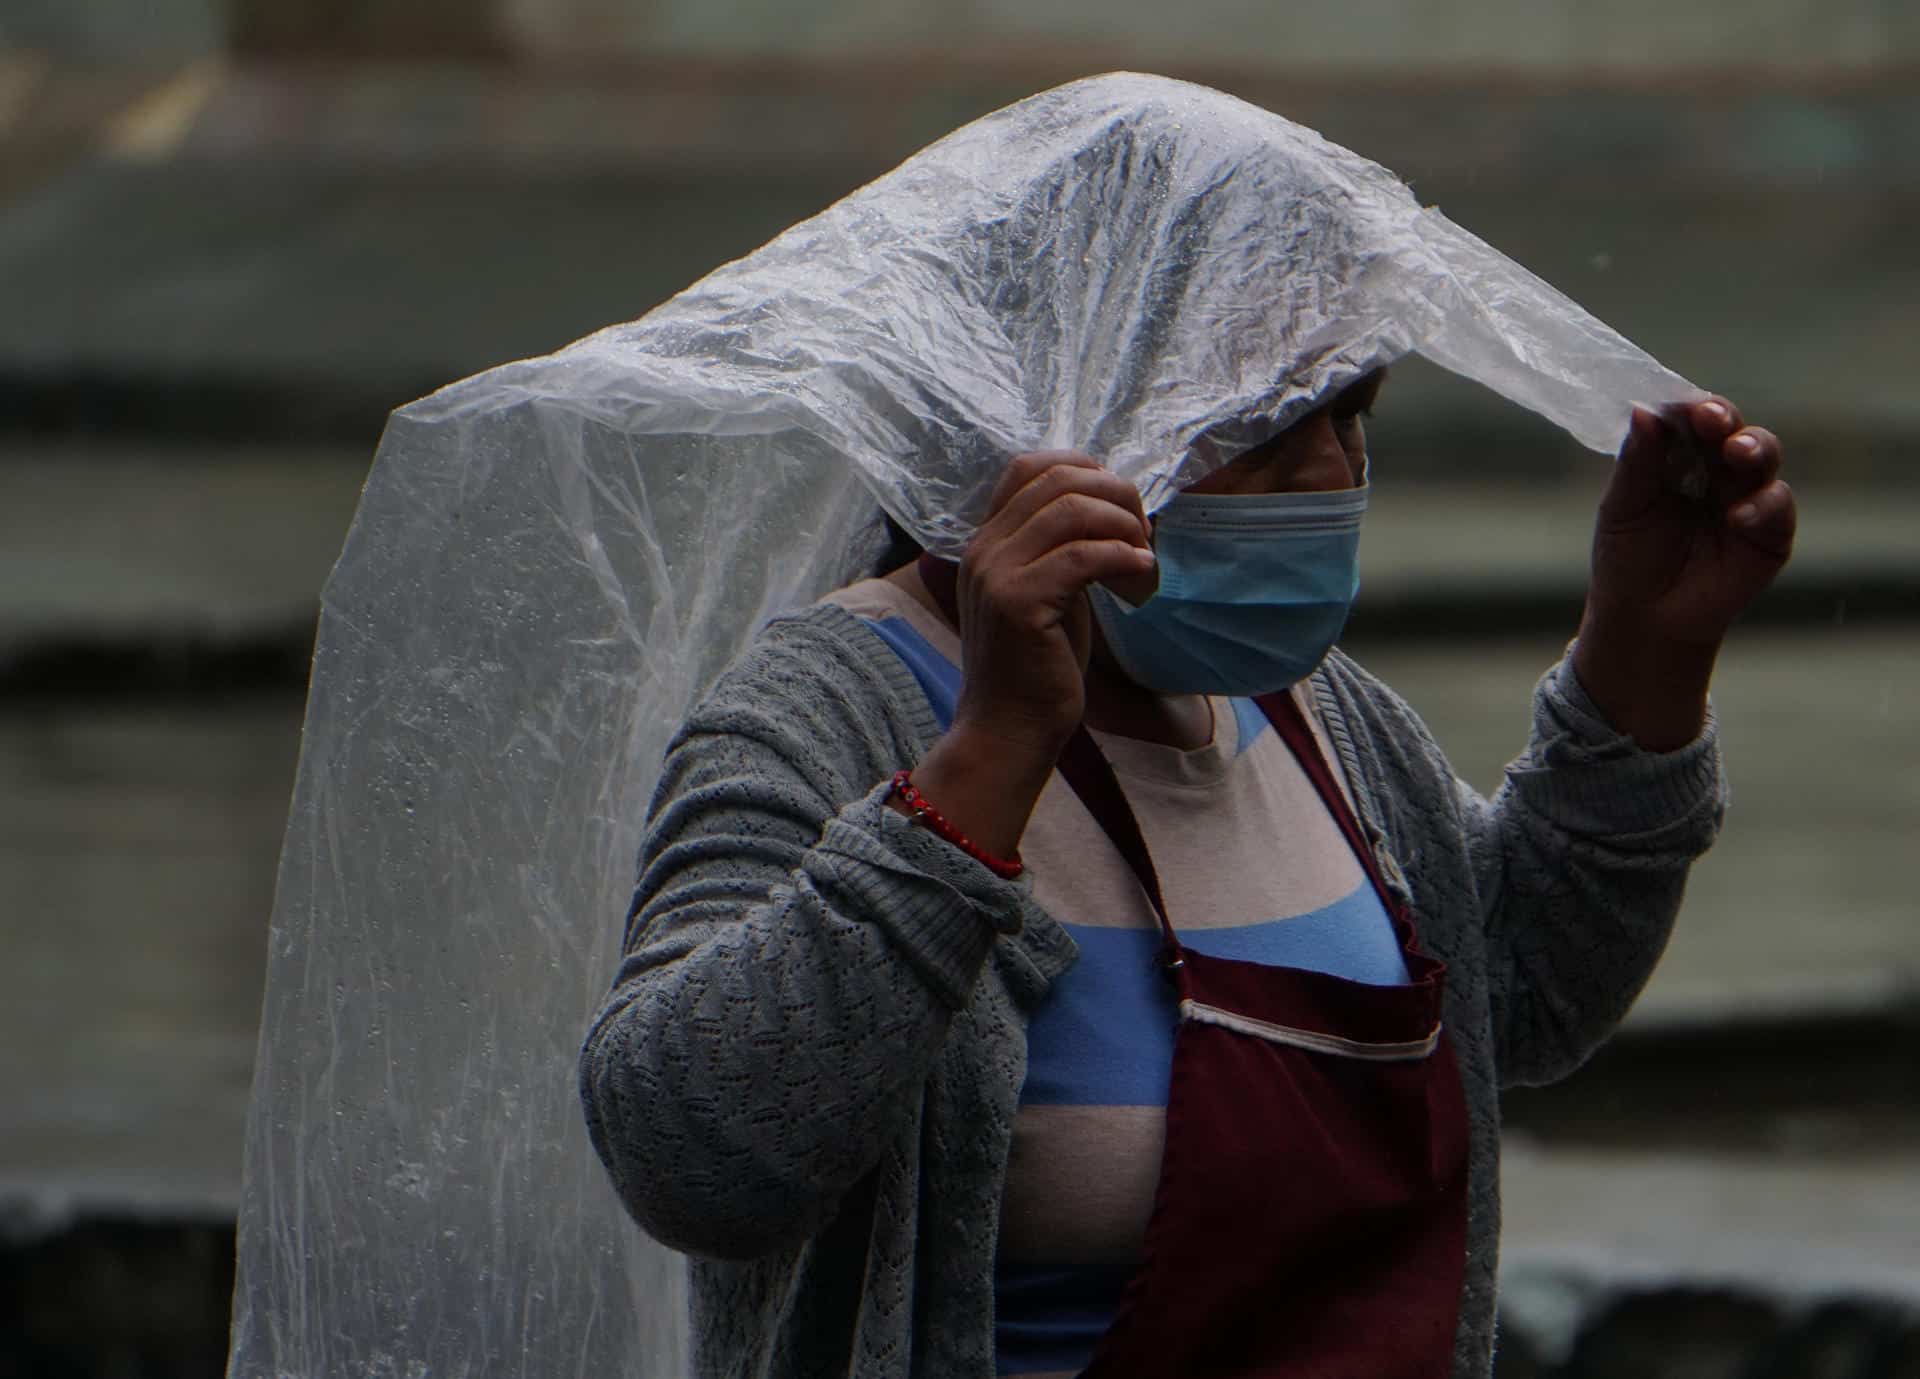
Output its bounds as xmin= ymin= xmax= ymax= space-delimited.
xmin=1310 ymin=648 xmax=1456 ymax=792
xmin=763 ymin=574 xmax=951 ymax=692
xmin=678 ymin=586 xmax=943 ymax=760
xmin=818 ymin=573 xmax=920 ymax=622
xmin=1314 ymin=647 xmax=1409 ymax=715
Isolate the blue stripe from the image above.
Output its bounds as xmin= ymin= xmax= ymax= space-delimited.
xmin=1021 ymin=885 xmax=1408 ymax=1109
xmin=994 ymin=1261 xmax=1136 ymax=1376
xmin=1184 ymin=887 xmax=1409 ymax=986
xmin=1229 ymin=694 xmax=1270 ymax=756
xmin=1020 ymin=922 xmax=1176 ymax=1107
xmin=861 ymin=615 xmax=960 ymax=730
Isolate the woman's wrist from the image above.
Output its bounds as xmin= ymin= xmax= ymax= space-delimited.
xmin=887 ymin=771 xmax=1025 ymax=878
xmin=887 ymin=719 xmax=1060 ymax=860
xmin=1570 ymin=613 xmax=1719 ymax=753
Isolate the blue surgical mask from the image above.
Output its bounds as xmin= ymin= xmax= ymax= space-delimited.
xmin=1088 ymin=485 xmax=1367 ymax=696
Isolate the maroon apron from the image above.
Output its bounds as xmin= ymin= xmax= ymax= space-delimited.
xmin=910 ymin=555 xmax=1469 ymax=1376
xmin=1055 ymin=695 xmax=1471 ymax=1379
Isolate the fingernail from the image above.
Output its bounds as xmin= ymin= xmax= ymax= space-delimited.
xmin=1731 ymin=502 xmax=1761 ymax=526
xmin=1730 ymin=434 xmax=1759 ymax=456
xmin=1702 ymin=402 xmax=1730 ymax=425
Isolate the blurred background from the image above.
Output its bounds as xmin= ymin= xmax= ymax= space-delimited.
xmin=1 ymin=1 xmax=1915 ymax=1375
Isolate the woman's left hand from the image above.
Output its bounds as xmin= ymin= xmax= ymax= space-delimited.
xmin=1573 ymin=396 xmax=1796 ymax=751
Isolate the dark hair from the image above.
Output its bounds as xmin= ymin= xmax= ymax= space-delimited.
xmin=873 ymin=512 xmax=924 ymax=577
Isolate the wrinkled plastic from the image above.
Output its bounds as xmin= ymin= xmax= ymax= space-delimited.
xmin=228 ymin=72 xmax=1700 ymax=1378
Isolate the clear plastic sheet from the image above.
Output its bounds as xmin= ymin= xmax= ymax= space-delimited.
xmin=228 ymin=72 xmax=1700 ymax=1378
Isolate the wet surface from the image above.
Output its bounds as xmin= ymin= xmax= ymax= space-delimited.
xmin=0 ymin=699 xmax=295 ymax=1218
xmin=0 ymin=446 xmax=365 ymax=644
xmin=1500 ymin=1142 xmax=1920 ymax=1300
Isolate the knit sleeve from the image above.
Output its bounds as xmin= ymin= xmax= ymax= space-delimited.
xmin=1467 ymin=650 xmax=1726 ymax=1087
xmin=578 ymin=611 xmax=1033 ymax=1260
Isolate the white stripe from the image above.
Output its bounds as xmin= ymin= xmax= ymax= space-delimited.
xmin=1179 ymin=998 xmax=1440 ymax=1062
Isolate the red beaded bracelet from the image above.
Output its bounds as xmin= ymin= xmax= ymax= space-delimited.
xmin=888 ymin=769 xmax=1025 ymax=880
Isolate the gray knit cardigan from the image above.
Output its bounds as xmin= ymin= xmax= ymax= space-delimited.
xmin=580 ymin=602 xmax=1726 ymax=1379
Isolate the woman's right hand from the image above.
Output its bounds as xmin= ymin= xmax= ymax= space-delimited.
xmin=890 ymin=454 xmax=1154 ymax=862
xmin=953 ymin=452 xmax=1156 ymax=758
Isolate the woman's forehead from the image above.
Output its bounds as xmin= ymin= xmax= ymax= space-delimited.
xmin=1240 ymin=367 xmax=1388 ymax=457
xmin=1338 ymin=368 xmax=1390 ymax=412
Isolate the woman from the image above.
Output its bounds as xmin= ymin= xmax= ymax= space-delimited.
xmin=580 ymin=335 xmax=1792 ymax=1376
xmin=223 ymin=70 xmax=1794 ymax=1379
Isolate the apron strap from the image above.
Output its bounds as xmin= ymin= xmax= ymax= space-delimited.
xmin=1054 ymin=726 xmax=1183 ymax=965
xmin=1252 ymin=691 xmax=1404 ymax=920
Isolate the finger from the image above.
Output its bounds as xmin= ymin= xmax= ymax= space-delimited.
xmin=1599 ymin=405 xmax=1674 ymax=523
xmin=985 ymin=460 xmax=1151 ymax=550
xmin=1716 ymin=426 xmax=1783 ymax=498
xmin=986 ymin=452 xmax=1102 ymax=521
xmin=1000 ymin=488 xmax=1157 ymax=570
xmin=1684 ymin=397 xmax=1744 ymax=453
xmin=1020 ymin=538 xmax=1159 ymax=605
xmin=1726 ymin=479 xmax=1796 ymax=562
xmin=984 ymin=454 xmax=1116 ymax=534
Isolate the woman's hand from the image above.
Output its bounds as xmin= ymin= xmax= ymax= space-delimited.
xmin=1573 ymin=397 xmax=1795 ymax=750
xmin=895 ymin=453 xmax=1154 ymax=858
xmin=953 ymin=453 xmax=1156 ymax=755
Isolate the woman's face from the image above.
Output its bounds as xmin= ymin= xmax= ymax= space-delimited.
xmin=1093 ymin=369 xmax=1386 ymax=613
xmin=1182 ymin=368 xmax=1385 ymax=498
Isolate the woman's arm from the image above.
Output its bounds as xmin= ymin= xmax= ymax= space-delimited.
xmin=1472 ymin=395 xmax=1790 ymax=1083
xmin=579 ymin=614 xmax=1031 ymax=1260
xmin=1466 ymin=654 xmax=1726 ymax=1086
xmin=584 ymin=454 xmax=1158 ymax=1259
xmin=1318 ymin=645 xmax=1724 ymax=1088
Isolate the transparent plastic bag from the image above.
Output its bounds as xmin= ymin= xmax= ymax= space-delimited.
xmin=228 ymin=72 xmax=1699 ymax=1378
